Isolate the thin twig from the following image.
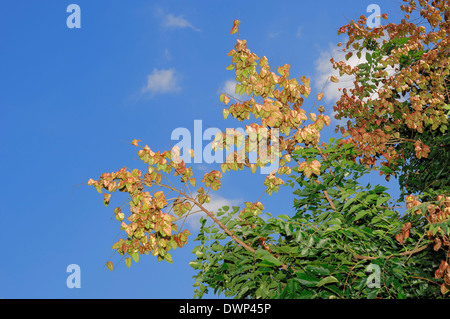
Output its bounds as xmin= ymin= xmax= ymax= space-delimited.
xmin=314 ymin=180 xmax=337 ymax=212
xmin=409 ymin=276 xmax=440 ymax=286
xmin=353 ymin=243 xmax=430 ymax=260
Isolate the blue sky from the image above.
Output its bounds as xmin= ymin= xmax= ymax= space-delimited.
xmin=0 ymin=0 xmax=406 ymax=298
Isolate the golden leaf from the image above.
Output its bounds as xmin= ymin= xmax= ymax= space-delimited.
xmin=330 ymin=75 xmax=339 ymax=83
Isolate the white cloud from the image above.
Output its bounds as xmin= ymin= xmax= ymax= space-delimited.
xmin=180 ymin=194 xmax=242 ymax=231
xmin=219 ymin=79 xmax=248 ymax=101
xmin=296 ymin=26 xmax=303 ymax=39
xmin=203 ymin=194 xmax=242 ymax=217
xmin=221 ymin=80 xmax=238 ymax=97
xmin=314 ymin=44 xmax=365 ymax=105
xmin=163 ymin=48 xmax=171 ymax=61
xmin=267 ymin=31 xmax=281 ymax=39
xmin=313 ymin=38 xmax=397 ymax=126
xmin=163 ymin=13 xmax=200 ymax=31
xmin=141 ymin=68 xmax=181 ymax=96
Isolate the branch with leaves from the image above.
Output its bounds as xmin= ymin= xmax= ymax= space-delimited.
xmin=88 ymin=3 xmax=450 ymax=298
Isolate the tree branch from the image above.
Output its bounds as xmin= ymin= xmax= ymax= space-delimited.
xmin=188 ymin=196 xmax=256 ymax=253
xmin=353 ymin=243 xmax=430 ymax=261
xmin=314 ymin=180 xmax=337 ymax=212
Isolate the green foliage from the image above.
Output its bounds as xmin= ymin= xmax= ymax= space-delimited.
xmin=191 ymin=139 xmax=445 ymax=299
xmin=89 ymin=2 xmax=450 ymax=298
xmin=397 ymin=131 xmax=450 ymax=197
xmin=361 ymin=35 xmax=450 ymax=197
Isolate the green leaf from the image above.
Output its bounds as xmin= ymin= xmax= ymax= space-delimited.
xmin=295 ymin=272 xmax=319 ymax=287
xmin=374 ymin=185 xmax=388 ymax=193
xmin=305 ymin=265 xmax=331 ymax=276
xmin=366 ymin=194 xmax=378 ymax=203
xmin=316 ymin=211 xmax=330 ymax=223
xmin=277 ymin=246 xmax=299 ymax=254
xmin=164 ymin=253 xmax=173 ymax=264
xmin=129 ymin=251 xmax=139 ymax=263
xmin=316 ymin=276 xmax=339 ymax=287
xmin=342 ymin=197 xmax=358 ymax=211
xmin=256 ymin=249 xmax=283 ymax=266
xmin=189 ymin=261 xmax=201 ymax=269
xmin=211 ymin=244 xmax=224 ymax=252
xmin=354 ymin=210 xmax=370 ymax=221
xmin=325 ymin=224 xmax=341 ymax=233
xmin=220 ymin=215 xmax=233 ymax=226
xmin=358 ymin=63 xmax=369 ymax=70
xmin=347 ymin=204 xmax=362 ymax=216
xmin=376 ymin=196 xmax=390 ymax=207
xmin=125 ymin=257 xmax=132 ymax=268
xmin=380 ymin=166 xmax=394 ymax=174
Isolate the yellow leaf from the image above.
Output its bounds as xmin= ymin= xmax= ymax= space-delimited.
xmin=131 ymin=139 xmax=141 ymax=146
xmin=300 ymin=76 xmax=310 ymax=88
xmin=103 ymin=193 xmax=111 ymax=207
xmin=318 ymin=105 xmax=325 ymax=113
xmin=304 ymin=166 xmax=312 ymax=179
xmin=115 ymin=212 xmax=124 ymax=222
xmin=311 ymin=160 xmax=321 ymax=175
xmin=283 ymin=154 xmax=291 ymax=162
xmin=230 ymin=20 xmax=240 ymax=34
xmin=330 ymin=76 xmax=339 ymax=83
xmin=317 ymin=92 xmax=324 ymax=101
xmin=298 ymin=161 xmax=307 ymax=171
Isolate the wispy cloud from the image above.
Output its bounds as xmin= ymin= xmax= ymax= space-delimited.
xmin=162 ymin=13 xmax=200 ymax=31
xmin=296 ymin=26 xmax=303 ymax=39
xmin=221 ymin=80 xmax=238 ymax=98
xmin=141 ymin=68 xmax=181 ymax=96
xmin=180 ymin=194 xmax=243 ymax=231
xmin=267 ymin=31 xmax=281 ymax=39
xmin=313 ymin=39 xmax=397 ymax=125
xmin=314 ymin=44 xmax=362 ymax=105
xmin=314 ymin=44 xmax=366 ymax=126
xmin=219 ymin=79 xmax=248 ymax=101
xmin=163 ymin=48 xmax=171 ymax=61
